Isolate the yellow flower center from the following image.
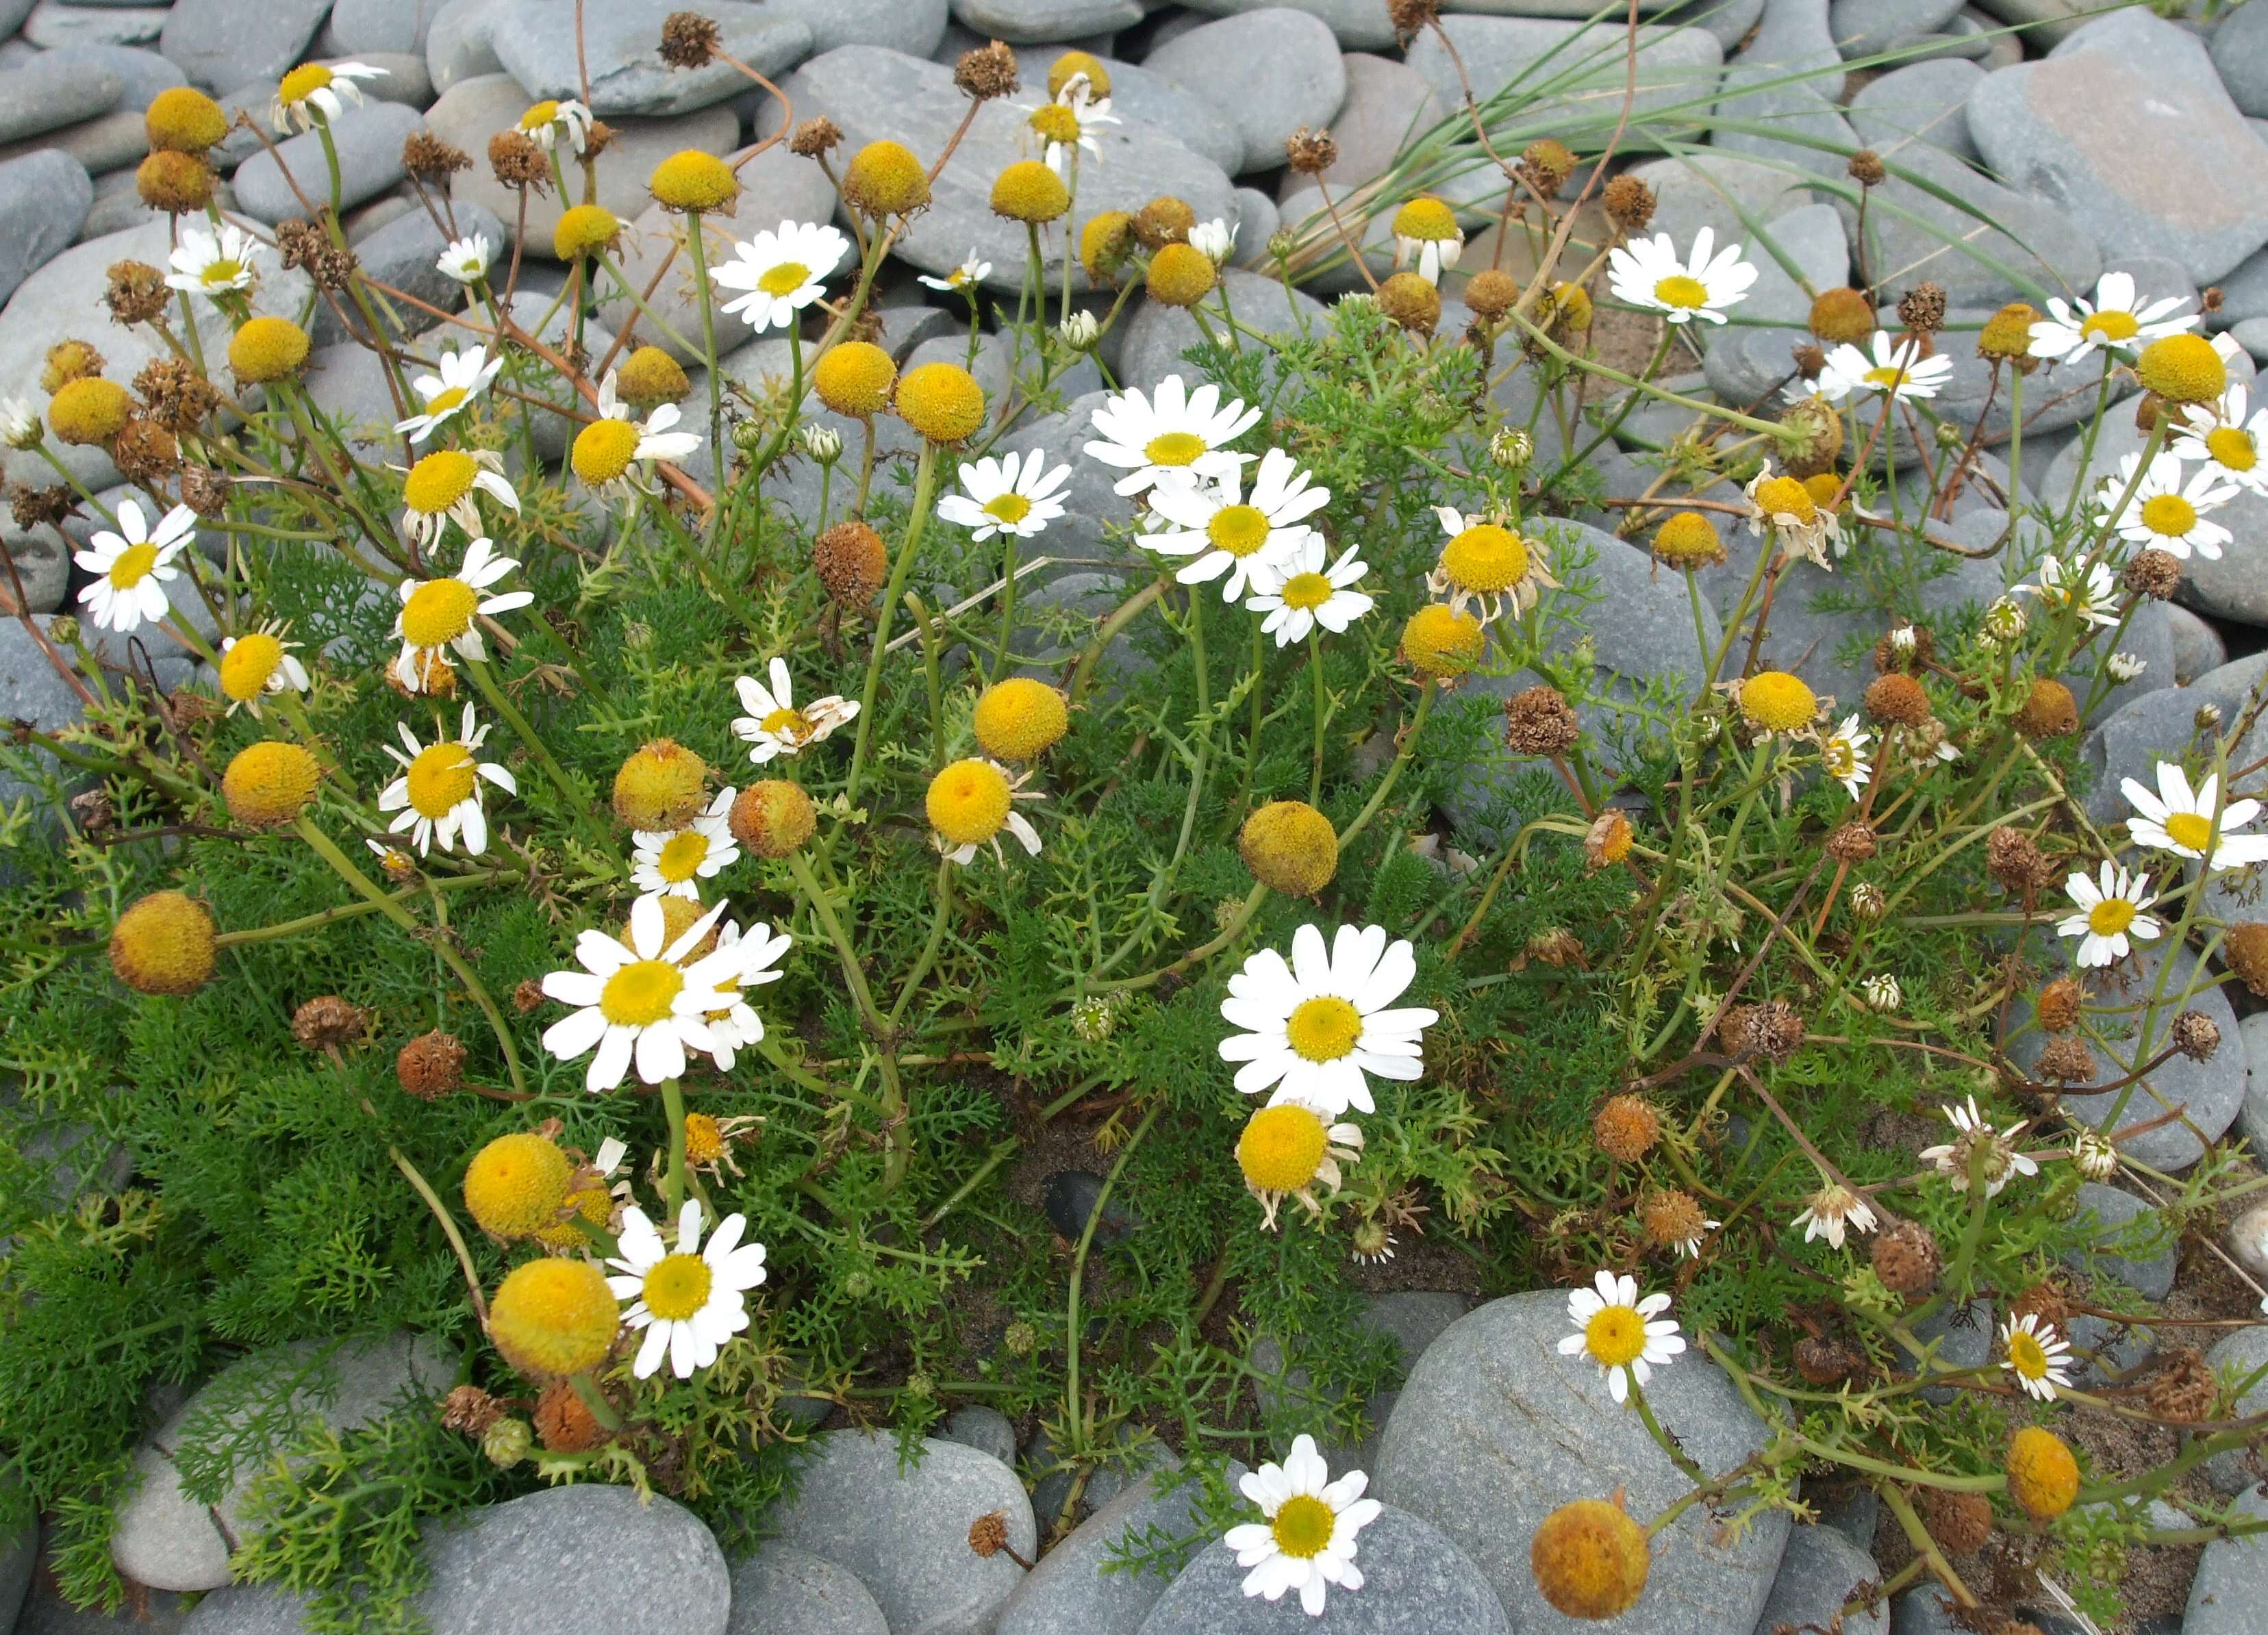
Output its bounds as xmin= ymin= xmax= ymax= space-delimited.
xmin=405 ymin=741 xmax=475 ymax=818
xmin=1754 ymin=476 xmax=1818 ymax=524
xmin=1236 ymin=1102 xmax=1328 ymax=1192
xmin=1270 ymin=1494 xmax=1337 ymax=1560
xmin=1144 ymin=430 xmax=1206 ymax=468
xmin=401 ymin=576 xmax=478 ymax=646
xmin=197 ymin=257 xmax=244 ymax=289
xmin=277 ymin=63 xmax=333 ymax=104
xmin=1739 ymin=670 xmax=1817 ymax=732
xmin=927 ymin=759 xmax=1013 ymax=845
xmin=2163 ymin=811 xmax=2213 ymax=851
xmin=1863 ymin=366 xmax=1908 ymax=392
xmin=1585 ymin=1304 xmax=1648 ymax=1368
xmin=520 ymin=99 xmax=559 ymax=131
xmin=2088 ymin=898 xmax=2137 ymax=937
xmin=1206 ymin=503 xmax=1272 ymax=557
xmin=684 ymin=1111 xmax=725 ymax=1164
xmin=982 ymin=492 xmax=1033 ymax=524
xmin=598 ymin=959 xmax=684 ymax=1026
xmin=2206 ymin=426 xmax=2256 ymax=472
xmin=654 ymin=830 xmax=710 ymax=882
xmin=757 ymin=260 xmax=811 ymax=297
xmin=2140 ymin=494 xmax=2196 ymax=537
xmin=1391 ymin=197 xmax=1457 ymax=242
xmin=107 ymin=541 xmax=160 ymax=589
xmin=1285 ymin=995 xmax=1362 ymax=1063
xmin=640 ymin=1252 xmax=712 ymax=1321
xmin=1030 ymin=103 xmax=1080 ymax=145
xmin=219 ymin=632 xmax=282 ymax=700
xmin=573 ymin=417 xmax=642 ymax=484
xmin=1824 ymin=737 xmax=1859 ymax=779
xmin=1653 ymin=274 xmax=1709 ymax=309
xmin=404 ymin=450 xmax=477 ymax=514
xmin=2080 ymin=309 xmax=2139 ymax=342
xmin=758 ymin=705 xmax=813 ymax=743
xmin=1443 ymin=524 xmax=1528 ymax=592
xmin=2007 ymin=1330 xmax=2048 ymax=1379
xmin=423 ymin=385 xmax=470 ymax=418
xmin=1280 ymin=571 xmax=1333 ymax=611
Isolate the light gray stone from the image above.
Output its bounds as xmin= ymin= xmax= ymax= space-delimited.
xmin=181 ymin=1584 xmax=318 ymax=1634
xmin=998 ymin=1464 xmax=1244 ymax=1635
xmin=1835 ymin=129 xmax=2100 ymax=306
xmin=2063 ymin=1182 xmax=2176 ymax=1302
xmin=725 ymin=1541 xmax=888 ymax=1635
xmin=1712 ymin=67 xmax=1856 ymax=180
xmin=2204 ymin=1326 xmax=2268 ymax=1494
xmin=1230 ymin=189 xmax=1277 ymax=268
xmin=764 ymin=1431 xmax=1032 ymax=1635
xmin=0 ymin=55 xmax=122 ymax=144
xmin=24 ymin=2 xmax=168 ymax=50
xmin=2186 ymin=1487 xmax=2268 ymax=1635
xmin=1967 ymin=10 xmax=2268 ymax=286
xmin=1279 ymin=49 xmax=1445 ymax=199
xmin=112 ymin=1335 xmax=457 ymax=1593
xmin=331 ymin=0 xmax=451 ymax=56
xmin=947 ymin=0 xmax=1144 ymax=45
xmin=0 ymin=151 xmax=94 ymax=304
xmin=0 ymin=105 xmax=142 ymax=175
xmin=1739 ymin=0 xmax=1842 ymax=88
xmin=1676 ymin=0 xmax=1768 ymax=53
xmin=764 ymin=0 xmax=948 ymax=58
xmin=340 ymin=51 xmax=435 ymax=110
xmin=1117 ymin=267 xmax=1324 ymax=394
xmin=316 ymin=198 xmax=506 ymax=345
xmin=1174 ymin=0 xmax=1397 ymax=51
xmin=2216 ymin=0 xmax=2268 ymax=123
xmin=2241 ymin=1012 xmax=2268 ymax=1162
xmin=1751 ymin=1525 xmax=1887 ymax=1635
xmin=1139 ymin=1504 xmax=1508 ymax=1635
xmin=2236 ymin=316 xmax=2268 ymax=362
xmin=46 ymin=45 xmax=189 ymax=112
xmin=1832 ymin=0 xmax=1961 ymax=58
xmin=425 ymin=0 xmax=504 ymax=96
xmin=2228 ymin=1200 xmax=2268 ymax=1284
xmin=17 ymin=1575 xmax=192 ymax=1634
xmin=491 ymin=0 xmax=811 ymax=117
xmin=1847 ymin=58 xmax=1984 ymax=161
xmin=160 ymin=0 xmax=333 ymax=92
xmin=231 ymin=101 xmax=420 ymax=224
xmin=1144 ymin=9 xmax=1347 ymax=178
xmin=417 ymin=1486 xmax=729 ymax=1635
xmin=1407 ymin=16 xmax=1726 ymax=140
xmin=1626 ymin=152 xmax=1813 ymax=253
xmin=0 ymin=618 xmax=96 ymax=813
xmin=2165 ymin=602 xmax=2227 ymax=685
xmin=1377 ymin=1291 xmax=1787 ymax=1635
xmin=0 ymin=1478 xmax=32 ymax=1635
xmin=940 ymin=1404 xmax=1018 ymax=1469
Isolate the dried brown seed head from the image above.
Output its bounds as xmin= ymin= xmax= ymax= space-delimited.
xmin=1847 ymin=149 xmax=1886 ymax=186
xmin=1503 ymin=684 xmax=1580 ymax=756
xmin=2172 ymin=1009 xmax=2221 ymax=1061
xmin=790 ymin=116 xmax=842 ymax=157
xmin=1922 ymin=1488 xmax=1991 ymax=1556
xmin=1601 ymin=173 xmax=1654 ymax=233
xmin=103 ymin=259 xmax=170 ymax=327
xmin=1285 ymin=125 xmax=1338 ymax=175
xmin=1987 ymin=826 xmax=2054 ymax=893
xmin=1863 ymin=672 xmax=1932 ymax=728
xmin=1896 ymin=281 xmax=1948 ymax=336
xmin=291 ymin=995 xmax=370 ymax=1050
xmin=1592 ymin=1093 xmax=1659 ymax=1162
xmin=1719 ymin=1000 xmax=1804 ymax=1063
xmin=1872 ymin=1219 xmax=1940 ymax=1295
xmin=2124 ymin=547 xmax=2181 ymax=600
xmin=403 ymin=129 xmax=471 ymax=181
xmin=2036 ymin=976 xmax=2084 ymax=1034
xmin=1824 ymin=820 xmax=1877 ymax=863
xmin=658 ymin=11 xmax=721 ymax=69
xmin=2225 ymin=922 xmax=2268 ymax=996
xmin=488 ymin=131 xmax=551 ymax=190
xmin=2034 ymin=1035 xmax=2097 ymax=1086
xmin=954 ymin=38 xmax=1019 ymax=101
xmin=396 ymin=1030 xmax=466 ymax=1099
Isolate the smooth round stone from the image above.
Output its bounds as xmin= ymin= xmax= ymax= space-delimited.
xmin=1831 ymin=0 xmax=1961 ymax=57
xmin=23 ymin=1 xmax=168 ymax=50
xmin=1116 ymin=268 xmax=1325 ymax=396
xmin=1846 ymin=57 xmax=1983 ymax=160
xmin=1143 ymin=8 xmax=1348 ymax=177
xmin=2061 ymin=1182 xmax=2176 ymax=1302
xmin=2204 ymin=1326 xmax=2268 ymax=1494
xmin=2186 ymin=1488 xmax=2268 ymax=1635
xmin=725 ymin=1541 xmax=887 ymax=1635
xmin=2216 ymin=0 xmax=2268 ymax=119
xmin=44 ymin=44 xmax=188 ymax=111
xmin=231 ymin=101 xmax=420 ymax=225
xmin=424 ymin=0 xmax=504 ymax=96
xmin=1752 ymin=1525 xmax=1889 ymax=1635
xmin=0 ymin=55 xmax=123 ymax=144
xmin=181 ymin=1584 xmax=318 ymax=1634
xmin=330 ymin=0 xmax=451 ymax=56
xmin=488 ymin=0 xmax=811 ymax=118
xmin=2228 ymin=1198 xmax=2268 ymax=1282
xmin=948 ymin=0 xmax=1145 ymax=46
xmin=940 ymin=1404 xmax=1018 ymax=1469
xmin=766 ymin=0 xmax=948 ymax=56
xmin=158 ymin=0 xmax=333 ymax=93
xmin=416 ymin=1486 xmax=729 ymax=1635
xmin=998 ymin=1463 xmax=1245 ymax=1635
xmin=0 ymin=150 xmax=94 ymax=305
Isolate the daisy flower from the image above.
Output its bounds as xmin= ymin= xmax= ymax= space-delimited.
xmin=2071 ymin=1128 xmax=2118 ymax=1180
xmin=2017 ymin=555 xmax=2119 ymax=628
xmin=2107 ymin=652 xmax=2147 ymax=682
xmin=2174 ymin=383 xmax=2268 ymax=492
xmin=926 ymin=757 xmax=1043 ymax=864
xmin=731 ymin=657 xmax=859 ymax=763
xmin=1083 ymin=375 xmax=1259 ymax=496
xmin=390 ymin=536 xmax=533 ymax=693
xmin=1217 ymin=923 xmax=1439 ymax=1117
xmin=937 ymin=448 xmax=1073 ymax=541
xmin=571 ymin=370 xmax=702 ymax=501
xmin=1142 ymin=447 xmax=1331 ymax=602
xmin=632 ymin=788 xmax=742 ymax=900
xmin=1792 ymin=1182 xmax=1878 ymax=1249
xmin=1820 ymin=713 xmax=1872 ymax=798
xmin=1859 ymin=973 xmax=1900 ymax=1011
xmin=918 ymin=252 xmax=992 ymax=294
xmin=1815 ymin=331 xmax=1954 ymax=403
xmin=1235 ymin=1099 xmax=1363 ymax=1231
xmin=1742 ymin=464 xmax=1839 ymax=566
xmin=538 ymin=896 xmax=750 ymax=1091
xmin=710 ymin=220 xmax=851 ymax=333
xmin=437 ymin=233 xmax=492 ymax=286
xmin=1556 ymin=1269 xmax=1685 ymax=1404
xmin=393 ymin=346 xmax=504 ymax=444
xmin=271 ymin=60 xmax=388 ymax=133
xmin=1425 ymin=507 xmax=1555 ymax=624
xmin=1246 ymin=537 xmax=1374 ymax=647
xmin=517 ymin=97 xmax=592 ymax=154
xmin=1189 ymin=218 xmax=1236 ymax=266
xmin=2119 ymin=760 xmax=2268 ymax=872
xmin=1390 ymin=197 xmax=1463 ymax=286
xmin=0 ymin=396 xmax=39 ymax=447
xmin=2000 ymin=1313 xmax=2074 ymax=1402
xmin=605 ymin=1200 xmax=768 ymax=1380
xmin=1919 ymin=1095 xmax=2040 ymax=1196
xmin=2099 ymin=451 xmax=2236 ymax=559
xmin=2056 ymin=861 xmax=2162 ymax=968
xmin=2029 ymin=269 xmax=2194 ymax=365
xmin=377 ymin=704 xmax=514 ymax=856
xmin=694 ymin=917 xmax=792 ymax=1072
xmin=399 ymin=447 xmax=520 ymax=546
xmin=216 ymin=620 xmax=310 ymax=717
xmin=1606 ymin=225 xmax=1755 ymax=325
xmin=164 ymin=223 xmax=262 ymax=302
xmin=1222 ymin=1435 xmax=1382 ymax=1619
xmin=1021 ymin=79 xmax=1118 ymax=175
xmin=73 ymin=500 xmax=192 ymax=633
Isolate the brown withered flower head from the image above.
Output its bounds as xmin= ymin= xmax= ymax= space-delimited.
xmin=1986 ymin=826 xmax=2054 ymax=893
xmin=292 ymin=995 xmax=371 ymax=1051
xmin=402 ymin=129 xmax=471 ymax=182
xmin=397 ymin=1030 xmax=466 ymax=1100
xmin=1896 ymin=281 xmax=1948 ymax=337
xmin=1592 ymin=1093 xmax=1660 ymax=1162
xmin=1463 ymin=267 xmax=1518 ymax=322
xmin=135 ymin=357 xmax=221 ymax=435
xmin=1872 ymin=1219 xmax=1939 ymax=1295
xmin=1719 ymin=1000 xmax=1804 ymax=1063
xmin=2033 ymin=1036 xmax=2096 ymax=1087
xmin=2171 ymin=1009 xmax=2221 ymax=1061
xmin=1824 ymin=820 xmax=1877 ymax=863
xmin=813 ymin=520 xmax=888 ymax=606
xmin=955 ymin=38 xmax=1019 ymax=101
xmin=658 ymin=10 xmax=721 ymax=70
xmin=1863 ymin=672 xmax=1932 ymax=728
xmin=1520 ymin=138 xmax=1575 ymax=196
xmin=1872 ymin=621 xmax=1934 ymax=673
xmin=1602 ymin=173 xmax=1654 ymax=233
xmin=2036 ymin=976 xmax=2084 ymax=1033
xmin=2224 ymin=922 xmax=2268 ymax=997
xmin=1388 ymin=0 xmax=1441 ymax=42
xmin=533 ymin=1378 xmax=609 ymax=1451
xmin=1923 ymin=1488 xmax=1992 ymax=1556
xmin=789 ymin=116 xmax=842 ymax=157
xmin=440 ymin=1384 xmax=503 ymax=1436
xmin=110 ymin=417 xmax=180 ymax=483
xmin=9 ymin=483 xmax=76 ymax=531
xmin=514 ymin=978 xmax=547 ymax=1013
xmin=488 ymin=131 xmax=551 ymax=190
xmin=1285 ymin=125 xmax=1338 ymax=176
xmin=103 ymin=259 xmax=171 ymax=327
xmin=1848 ymin=149 xmax=1886 ymax=187
xmin=2124 ymin=547 xmax=2181 ymax=600
xmin=2144 ymin=1346 xmax=2221 ymax=1423
xmin=179 ymin=462 xmax=230 ymax=517
xmin=967 ymin=1512 xmax=1010 ymax=1559
xmin=276 ymin=219 xmax=357 ymax=291
xmin=582 ymin=118 xmax=616 ymax=160
xmin=1503 ymin=684 xmax=1580 ymax=756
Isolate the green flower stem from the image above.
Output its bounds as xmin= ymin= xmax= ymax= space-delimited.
xmin=1626 ymin=1379 xmax=1709 ymax=1488
xmin=1063 ymin=1102 xmax=1159 ymax=1441
xmin=1307 ymin=631 xmax=1328 ymax=803
xmin=36 ymin=446 xmax=118 ymax=527
xmin=568 ymin=1372 xmax=623 ymax=1432
xmin=1506 ymin=313 xmax=1795 ymax=445
xmin=390 ymin=1145 xmax=489 ymax=1324
xmin=464 ymin=655 xmax=578 ymax=810
xmin=843 ymin=441 xmax=941 ymax=811
xmin=987 ymin=526 xmax=1021 ymax=687
xmin=682 ymin=211 xmax=726 ymax=475
xmin=593 ymin=251 xmax=701 ymax=358
xmin=292 ymin=813 xmax=527 ymax=1095
xmin=1337 ymin=679 xmax=1437 ymax=853
xmin=214 ymin=867 xmax=512 ymax=946
xmin=661 ymin=1075 xmax=689 ymax=1215
xmin=887 ymin=862 xmax=956 ymax=1034
xmin=1879 ymin=1482 xmax=1981 ymax=1608
xmin=905 ymin=591 xmax=947 ymax=765
xmin=785 ymin=852 xmax=911 ymax=1187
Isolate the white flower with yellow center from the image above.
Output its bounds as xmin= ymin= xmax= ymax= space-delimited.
xmin=2028 ymin=270 xmax=2193 ymax=365
xmin=399 ymin=446 xmax=520 ymax=546
xmin=217 ymin=620 xmax=310 ymax=717
xmin=2017 ymin=555 xmax=2119 ymax=629
xmin=1556 ymin=1269 xmax=1685 ymax=1404
xmin=1919 ymin=1095 xmax=2039 ymax=1195
xmin=937 ymin=448 xmax=1073 ymax=541
xmin=1791 ymin=1182 xmax=1878 ymax=1249
xmin=1821 ymin=713 xmax=1872 ymax=798
xmin=438 ymin=234 xmax=492 ymax=286
xmin=2120 ymin=760 xmax=2268 ymax=872
xmin=538 ymin=896 xmax=748 ymax=1090
xmin=164 ymin=223 xmax=262 ymax=302
xmin=517 ymin=97 xmax=592 ymax=153
xmin=632 ymin=788 xmax=742 ymax=900
xmin=378 ymin=704 xmax=515 ymax=855
xmin=2100 ymin=451 xmax=2235 ymax=559
xmin=1860 ymin=973 xmax=1900 ymax=1011
xmin=1606 ymin=225 xmax=1755 ymax=325
xmin=1425 ymin=505 xmax=1555 ymax=624
xmin=2056 ymin=861 xmax=2161 ymax=968
xmin=1144 ymin=447 xmax=1331 ymax=601
xmin=571 ymin=371 xmax=702 ymax=501
xmin=1742 ymin=465 xmax=1839 ymax=566
xmin=1020 ymin=81 xmax=1118 ymax=175
xmin=926 ymin=757 xmax=1043 ymax=865
xmin=698 ymin=917 xmax=792 ymax=1072
xmin=390 ymin=536 xmax=533 ymax=692
xmin=1218 ymin=923 xmax=1437 ymax=1117
xmin=1246 ymin=537 xmax=1374 ymax=647
xmin=710 ymin=220 xmax=851 ymax=333
xmin=1190 ymin=218 xmax=1236 ymax=266
xmin=1222 ymin=1435 xmax=1382 ymax=1619
xmin=731 ymin=656 xmax=859 ymax=763
xmin=1390 ymin=196 xmax=1463 ymax=285
xmin=1815 ymin=331 xmax=1954 ymax=403
xmin=73 ymin=500 xmax=193 ymax=633
xmin=605 ymin=1200 xmax=767 ymax=1380
xmin=1235 ymin=1100 xmax=1363 ymax=1231
xmin=1084 ymin=375 xmax=1259 ymax=496
xmin=2174 ymin=383 xmax=2268 ymax=492
xmin=394 ymin=346 xmax=505 ymax=444
xmin=2000 ymin=1313 xmax=2074 ymax=1403
xmin=272 ymin=60 xmax=388 ymax=133
xmin=919 ymin=252 xmax=993 ymax=294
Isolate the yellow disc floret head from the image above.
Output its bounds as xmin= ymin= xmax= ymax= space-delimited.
xmin=552 ymin=203 xmax=622 ymax=261
xmin=2137 ymin=332 xmax=2226 ymax=405
xmin=49 ymin=377 xmax=131 ymax=445
xmin=1239 ymin=799 xmax=1339 ymax=896
xmin=972 ymin=677 xmax=1069 ymax=761
xmin=488 ymin=1258 xmax=617 ymax=1378
xmin=144 ymin=85 xmax=229 ymax=153
xmin=813 ymin=340 xmax=897 ymax=418
xmin=1236 ymin=1102 xmax=1328 ymax=1192
xmin=222 ymin=740 xmax=323 ymax=826
xmin=895 ymin=361 xmax=986 ymax=443
xmin=1146 ymin=242 xmax=1216 ymax=308
xmin=2006 ymin=1426 xmax=2079 ymax=1519
xmin=136 ymin=150 xmax=216 ymax=213
xmin=1737 ymin=670 xmax=1817 ymax=733
xmin=990 ymin=159 xmax=1069 ymax=224
xmin=463 ymin=1132 xmax=574 ymax=1239
xmin=612 ymin=739 xmax=708 ymax=831
xmin=648 ymin=149 xmax=739 ymax=213
xmin=1531 ymin=1497 xmax=1650 ymax=1620
xmin=729 ymin=778 xmax=817 ymax=858
xmin=1400 ymin=603 xmax=1484 ymax=679
xmin=227 ymin=316 xmax=311 ymax=384
xmin=614 ymin=344 xmax=690 ymax=408
xmin=109 ymin=890 xmax=217 ymax=996
xmin=841 ymin=140 xmax=931 ymax=219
